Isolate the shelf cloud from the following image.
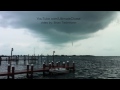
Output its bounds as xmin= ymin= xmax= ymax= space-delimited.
xmin=0 ymin=11 xmax=117 ymax=45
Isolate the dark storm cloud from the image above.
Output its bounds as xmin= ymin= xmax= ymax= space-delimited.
xmin=0 ymin=11 xmax=117 ymax=45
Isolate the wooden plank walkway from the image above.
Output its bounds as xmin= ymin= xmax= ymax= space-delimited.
xmin=0 ymin=69 xmax=49 ymax=76
xmin=0 ymin=67 xmax=74 ymax=76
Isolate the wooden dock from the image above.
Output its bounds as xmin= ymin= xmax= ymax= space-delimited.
xmin=0 ymin=61 xmax=75 ymax=79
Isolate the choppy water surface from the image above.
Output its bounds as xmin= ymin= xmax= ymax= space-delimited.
xmin=0 ymin=56 xmax=120 ymax=79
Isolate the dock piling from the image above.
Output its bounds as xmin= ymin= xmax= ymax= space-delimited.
xmin=56 ymin=62 xmax=58 ymax=67
xmin=67 ymin=61 xmax=69 ymax=70
xmin=44 ymin=60 xmax=46 ymax=65
xmin=16 ymin=56 xmax=18 ymax=65
xmin=0 ymin=57 xmax=1 ymax=65
xmin=62 ymin=62 xmax=65 ymax=68
xmin=16 ymin=56 xmax=17 ymax=61
xmin=41 ymin=54 xmax=42 ymax=63
xmin=38 ymin=54 xmax=39 ymax=59
xmin=18 ymin=55 xmax=19 ymax=61
xmin=49 ymin=63 xmax=51 ymax=69
xmin=7 ymin=64 xmax=11 ymax=79
xmin=12 ymin=66 xmax=15 ymax=79
xmin=28 ymin=54 xmax=29 ymax=64
xmin=31 ymin=64 xmax=33 ymax=79
xmin=73 ymin=61 xmax=75 ymax=72
xmin=47 ymin=55 xmax=49 ymax=65
xmin=24 ymin=55 xmax=26 ymax=65
xmin=48 ymin=63 xmax=51 ymax=75
xmin=8 ymin=57 xmax=10 ymax=64
xmin=38 ymin=54 xmax=39 ymax=64
xmin=58 ymin=61 xmax=60 ymax=67
xmin=27 ymin=64 xmax=29 ymax=78
xmin=43 ymin=63 xmax=45 ymax=76
xmin=52 ymin=61 xmax=54 ymax=68
xmin=67 ymin=61 xmax=69 ymax=67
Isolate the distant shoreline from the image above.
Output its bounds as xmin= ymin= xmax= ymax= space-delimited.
xmin=1 ymin=55 xmax=120 ymax=57
xmin=0 ymin=55 xmax=95 ymax=57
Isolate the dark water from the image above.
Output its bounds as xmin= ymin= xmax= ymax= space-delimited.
xmin=1 ymin=56 xmax=120 ymax=79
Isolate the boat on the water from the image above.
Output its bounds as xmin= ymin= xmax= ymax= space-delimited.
xmin=49 ymin=68 xmax=69 ymax=74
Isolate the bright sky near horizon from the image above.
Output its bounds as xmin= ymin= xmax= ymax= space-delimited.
xmin=0 ymin=11 xmax=120 ymax=56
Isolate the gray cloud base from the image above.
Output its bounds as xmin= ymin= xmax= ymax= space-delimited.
xmin=0 ymin=11 xmax=117 ymax=45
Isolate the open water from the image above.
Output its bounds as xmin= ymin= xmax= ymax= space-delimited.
xmin=0 ymin=56 xmax=120 ymax=79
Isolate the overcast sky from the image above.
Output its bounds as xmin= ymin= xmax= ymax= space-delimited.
xmin=0 ymin=11 xmax=120 ymax=56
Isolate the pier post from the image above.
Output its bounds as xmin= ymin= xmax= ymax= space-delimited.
xmin=49 ymin=60 xmax=50 ymax=64
xmin=67 ymin=61 xmax=69 ymax=70
xmin=38 ymin=54 xmax=39 ymax=64
xmin=10 ymin=56 xmax=12 ymax=66
xmin=31 ymin=55 xmax=33 ymax=63
xmin=7 ymin=64 xmax=11 ymax=79
xmin=26 ymin=64 xmax=29 ymax=78
xmin=43 ymin=63 xmax=45 ymax=76
xmin=53 ymin=51 xmax=55 ymax=62
xmin=49 ymin=63 xmax=51 ymax=69
xmin=16 ymin=56 xmax=17 ymax=61
xmin=24 ymin=55 xmax=26 ymax=65
xmin=25 ymin=55 xmax=27 ymax=61
xmin=73 ymin=61 xmax=75 ymax=72
xmin=18 ymin=55 xmax=19 ymax=61
xmin=56 ymin=62 xmax=59 ymax=69
xmin=24 ymin=55 xmax=25 ymax=61
xmin=0 ymin=57 xmax=1 ymax=65
xmin=58 ymin=61 xmax=60 ymax=67
xmin=34 ymin=55 xmax=36 ymax=62
xmin=52 ymin=61 xmax=54 ymax=68
xmin=16 ymin=55 xmax=19 ymax=65
xmin=16 ymin=56 xmax=17 ymax=65
xmin=41 ymin=54 xmax=42 ymax=63
xmin=48 ymin=63 xmax=51 ymax=75
xmin=28 ymin=54 xmax=29 ymax=64
xmin=62 ymin=62 xmax=65 ymax=68
xmin=38 ymin=54 xmax=39 ymax=59
xmin=31 ymin=64 xmax=33 ymax=79
xmin=8 ymin=56 xmax=10 ymax=65
xmin=16 ymin=59 xmax=18 ymax=65
xmin=6 ymin=58 xmax=7 ymax=61
xmin=12 ymin=66 xmax=15 ymax=79
xmin=44 ymin=60 xmax=46 ymax=65
xmin=43 ymin=63 xmax=46 ymax=69
xmin=47 ymin=55 xmax=49 ymax=65
xmin=56 ymin=62 xmax=58 ymax=67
